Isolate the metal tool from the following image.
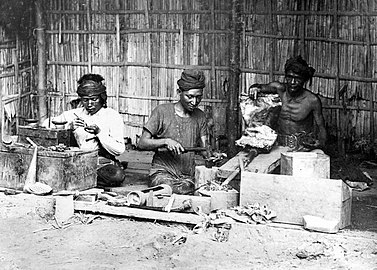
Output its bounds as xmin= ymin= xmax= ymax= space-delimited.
xmin=164 ymin=194 xmax=176 ymax=213
xmin=126 ymin=184 xmax=173 ymax=206
xmin=158 ymin=147 xmax=207 ymax=153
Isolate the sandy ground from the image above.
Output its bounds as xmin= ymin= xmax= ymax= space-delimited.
xmin=1 ymin=183 xmax=377 ymax=270
xmin=0 ymin=215 xmax=376 ymax=270
xmin=1 ymin=150 xmax=377 ymax=269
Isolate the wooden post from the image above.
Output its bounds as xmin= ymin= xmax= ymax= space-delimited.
xmin=364 ymin=8 xmax=374 ymax=147
xmin=333 ymin=0 xmax=343 ymax=155
xmin=35 ymin=0 xmax=48 ymax=123
xmin=267 ymin=0 xmax=276 ymax=81
xmin=0 ymin=78 xmax=3 ymax=149
xmin=227 ymin=0 xmax=242 ymax=158
xmin=86 ymin=0 xmax=92 ymax=73
xmin=115 ymin=0 xmax=121 ymax=112
xmin=12 ymin=48 xmax=20 ymax=134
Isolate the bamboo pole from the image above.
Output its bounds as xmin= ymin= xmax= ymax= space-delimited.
xmin=12 ymin=48 xmax=20 ymax=133
xmin=333 ymin=0 xmax=343 ymax=155
xmin=115 ymin=0 xmax=121 ymax=112
xmin=35 ymin=0 xmax=48 ymax=123
xmin=363 ymin=5 xmax=374 ymax=145
xmin=86 ymin=0 xmax=92 ymax=73
xmin=0 ymin=77 xmax=3 ymax=149
xmin=210 ymin=0 xmax=216 ymax=99
xmin=227 ymin=0 xmax=241 ymax=157
xmin=267 ymin=0 xmax=274 ymax=80
xmin=298 ymin=0 xmax=306 ymax=58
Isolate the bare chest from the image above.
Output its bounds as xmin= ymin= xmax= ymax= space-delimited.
xmin=280 ymin=95 xmax=313 ymax=121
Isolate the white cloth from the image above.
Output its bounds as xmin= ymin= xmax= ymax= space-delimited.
xmin=49 ymin=107 xmax=125 ymax=156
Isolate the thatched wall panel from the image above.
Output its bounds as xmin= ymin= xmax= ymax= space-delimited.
xmin=38 ymin=0 xmax=377 ymax=150
xmin=0 ymin=26 xmax=34 ymax=134
xmin=241 ymin=0 xmax=377 ymax=151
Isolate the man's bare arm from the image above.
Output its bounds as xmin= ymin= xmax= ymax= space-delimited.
xmin=138 ymin=129 xmax=185 ymax=155
xmin=312 ymin=96 xmax=327 ymax=147
xmin=248 ymin=81 xmax=285 ymax=97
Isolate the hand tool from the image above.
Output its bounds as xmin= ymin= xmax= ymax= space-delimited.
xmin=126 ymin=184 xmax=173 ymax=206
xmin=158 ymin=147 xmax=207 ymax=153
xmin=164 ymin=194 xmax=176 ymax=213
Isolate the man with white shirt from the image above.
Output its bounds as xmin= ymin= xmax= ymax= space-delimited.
xmin=50 ymin=74 xmax=126 ymax=186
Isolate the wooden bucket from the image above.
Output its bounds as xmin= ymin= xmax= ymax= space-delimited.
xmin=280 ymin=151 xmax=330 ymax=178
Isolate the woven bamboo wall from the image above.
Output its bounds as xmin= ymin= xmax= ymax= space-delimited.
xmin=241 ymin=0 xmax=377 ymax=151
xmin=0 ymin=28 xmax=34 ymax=136
xmin=44 ymin=0 xmax=232 ymax=145
xmin=2 ymin=0 xmax=374 ymax=152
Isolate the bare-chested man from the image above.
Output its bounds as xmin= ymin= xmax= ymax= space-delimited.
xmin=249 ymin=55 xmax=327 ymax=150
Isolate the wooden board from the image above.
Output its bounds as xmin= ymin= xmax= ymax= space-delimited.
xmin=245 ymin=146 xmax=290 ymax=174
xmin=0 ymin=146 xmax=98 ymax=192
xmin=240 ymin=171 xmax=352 ymax=229
xmin=74 ymin=201 xmax=204 ymax=225
xmin=217 ymin=150 xmax=250 ymax=178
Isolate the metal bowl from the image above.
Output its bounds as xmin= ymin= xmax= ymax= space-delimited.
xmin=52 ymin=120 xmax=68 ymax=126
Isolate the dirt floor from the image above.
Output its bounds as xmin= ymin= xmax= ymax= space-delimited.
xmin=0 ymin=213 xmax=376 ymax=270
xmin=1 ymin=149 xmax=377 ymax=270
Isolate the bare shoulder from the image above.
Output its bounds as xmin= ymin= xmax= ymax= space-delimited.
xmin=304 ymin=89 xmax=322 ymax=106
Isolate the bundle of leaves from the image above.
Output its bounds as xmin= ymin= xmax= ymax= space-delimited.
xmin=233 ymin=203 xmax=277 ymax=224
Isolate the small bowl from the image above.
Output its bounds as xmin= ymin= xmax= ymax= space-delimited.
xmin=52 ymin=120 xmax=68 ymax=125
xmin=52 ymin=120 xmax=67 ymax=129
xmin=2 ymin=135 xmax=13 ymax=145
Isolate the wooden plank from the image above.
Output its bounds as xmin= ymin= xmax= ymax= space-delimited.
xmin=240 ymin=171 xmax=352 ymax=229
xmin=245 ymin=146 xmax=289 ymax=174
xmin=74 ymin=201 xmax=204 ymax=225
xmin=217 ymin=150 xmax=249 ymax=178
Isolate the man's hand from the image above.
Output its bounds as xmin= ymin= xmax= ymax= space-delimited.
xmin=84 ymin=124 xmax=100 ymax=135
xmin=72 ymin=117 xmax=87 ymax=130
xmin=248 ymin=84 xmax=260 ymax=100
xmin=164 ymin=138 xmax=185 ymax=155
xmin=302 ymin=138 xmax=320 ymax=150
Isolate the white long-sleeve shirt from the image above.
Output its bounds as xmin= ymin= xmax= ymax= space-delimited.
xmin=52 ymin=107 xmax=125 ymax=156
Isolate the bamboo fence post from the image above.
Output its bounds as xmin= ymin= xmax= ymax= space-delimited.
xmin=363 ymin=6 xmax=374 ymax=145
xmin=333 ymin=0 xmax=343 ymax=154
xmin=115 ymin=0 xmax=121 ymax=112
xmin=0 ymin=77 xmax=3 ymax=149
xmin=35 ymin=0 xmax=48 ymax=123
xmin=12 ymin=48 xmax=20 ymax=134
xmin=267 ymin=0 xmax=276 ymax=81
xmin=210 ymin=0 xmax=216 ymax=99
xmin=86 ymin=0 xmax=92 ymax=73
xmin=227 ymin=0 xmax=241 ymax=157
xmin=299 ymin=0 xmax=307 ymax=58
xmin=29 ymin=30 xmax=35 ymax=119
xmin=143 ymin=0 xmax=151 ymax=118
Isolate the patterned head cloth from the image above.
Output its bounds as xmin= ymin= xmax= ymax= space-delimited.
xmin=284 ymin=55 xmax=316 ymax=84
xmin=76 ymin=74 xmax=107 ymax=96
xmin=177 ymin=69 xmax=206 ymax=91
